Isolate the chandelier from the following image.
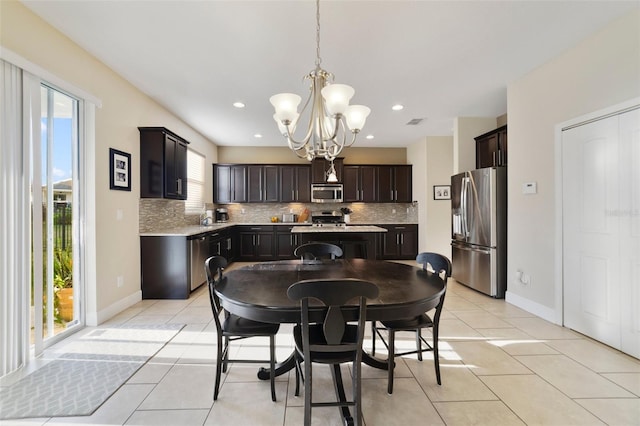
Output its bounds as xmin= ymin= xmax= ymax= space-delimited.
xmin=270 ymin=0 xmax=370 ymax=162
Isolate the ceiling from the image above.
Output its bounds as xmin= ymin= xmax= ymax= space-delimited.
xmin=22 ymin=0 xmax=637 ymax=148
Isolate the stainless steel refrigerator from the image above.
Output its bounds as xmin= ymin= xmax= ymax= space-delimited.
xmin=451 ymin=167 xmax=507 ymax=298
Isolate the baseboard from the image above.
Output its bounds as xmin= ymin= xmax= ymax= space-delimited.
xmin=505 ymin=290 xmax=559 ymax=324
xmin=86 ymin=291 xmax=142 ymax=326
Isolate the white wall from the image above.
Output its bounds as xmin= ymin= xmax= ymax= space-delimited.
xmin=506 ymin=9 xmax=640 ymax=321
xmin=407 ymin=136 xmax=453 ymax=259
xmin=1 ymin=2 xmax=219 ymax=323
xmin=453 ymin=117 xmax=496 ymax=174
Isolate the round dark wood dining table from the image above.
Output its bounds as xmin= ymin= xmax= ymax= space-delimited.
xmin=215 ymin=258 xmax=446 ymax=378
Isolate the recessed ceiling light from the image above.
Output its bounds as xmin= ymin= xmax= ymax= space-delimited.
xmin=366 ymin=135 xmax=374 ymax=139
xmin=233 ymin=102 xmax=245 ymax=108
xmin=392 ymin=104 xmax=404 ymax=111
xmin=254 ymin=134 xmax=262 ymax=138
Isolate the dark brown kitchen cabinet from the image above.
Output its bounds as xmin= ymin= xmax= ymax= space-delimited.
xmin=213 ymin=164 xmax=247 ymax=203
xmin=139 ymin=127 xmax=189 ymax=200
xmin=279 ymin=165 xmax=311 ymax=202
xmin=238 ymin=226 xmax=275 ymax=261
xmin=248 ymin=165 xmax=279 ymax=202
xmin=379 ymin=224 xmax=418 ymax=259
xmin=377 ymin=165 xmax=412 ymax=202
xmin=275 ymin=225 xmax=303 ymax=259
xmin=343 ymin=165 xmax=376 ymax=202
xmin=476 ymin=125 xmax=507 ymax=168
xmin=311 ymin=158 xmax=344 ymax=183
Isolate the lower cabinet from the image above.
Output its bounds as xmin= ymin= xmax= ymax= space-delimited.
xmin=238 ymin=226 xmax=275 ymax=261
xmin=141 ymin=236 xmax=192 ymax=299
xmin=275 ymin=225 xmax=303 ymax=259
xmin=379 ymin=224 xmax=418 ymax=260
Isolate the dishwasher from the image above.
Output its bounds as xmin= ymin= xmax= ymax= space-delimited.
xmin=188 ymin=234 xmax=209 ymax=291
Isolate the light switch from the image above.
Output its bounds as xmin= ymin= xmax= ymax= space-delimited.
xmin=116 ymin=209 xmax=123 ymax=220
xmin=522 ymin=182 xmax=537 ymax=194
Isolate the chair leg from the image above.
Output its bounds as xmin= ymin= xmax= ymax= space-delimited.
xmin=214 ymin=334 xmax=223 ymax=400
xmin=294 ymin=354 xmax=301 ymax=397
xmin=387 ymin=330 xmax=395 ymax=394
xmin=222 ymin=336 xmax=230 ymax=373
xmin=269 ymin=335 xmax=276 ymax=402
xmin=304 ymin=358 xmax=312 ymax=426
xmin=416 ymin=329 xmax=423 ymax=361
xmin=370 ymin=321 xmax=376 ymax=356
xmin=433 ymin=325 xmax=441 ymax=385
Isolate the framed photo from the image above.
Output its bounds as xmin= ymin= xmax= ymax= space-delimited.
xmin=433 ymin=185 xmax=451 ymax=200
xmin=109 ymin=148 xmax=131 ymax=191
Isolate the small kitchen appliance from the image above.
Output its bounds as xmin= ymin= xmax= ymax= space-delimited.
xmin=215 ymin=208 xmax=229 ymax=223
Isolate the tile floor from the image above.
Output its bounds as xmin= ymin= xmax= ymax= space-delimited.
xmin=2 ymin=261 xmax=639 ymax=425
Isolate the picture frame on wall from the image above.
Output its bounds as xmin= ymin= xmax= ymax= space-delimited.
xmin=433 ymin=185 xmax=451 ymax=200
xmin=109 ymin=148 xmax=131 ymax=191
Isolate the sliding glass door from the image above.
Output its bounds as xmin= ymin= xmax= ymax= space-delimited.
xmin=32 ymin=84 xmax=83 ymax=352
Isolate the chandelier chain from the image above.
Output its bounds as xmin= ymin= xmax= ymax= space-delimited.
xmin=315 ymin=0 xmax=322 ymax=67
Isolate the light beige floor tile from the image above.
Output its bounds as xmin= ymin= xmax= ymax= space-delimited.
xmin=433 ymin=401 xmax=525 ymax=425
xmin=475 ymin=327 xmax=534 ymax=339
xmin=575 ymin=398 xmax=640 ymax=426
xmin=443 ymin=296 xmax=481 ymax=311
xmin=545 ymin=339 xmax=640 ymax=373
xmin=124 ymin=315 xmax=174 ymax=325
xmin=0 ymin=419 xmax=50 ymax=426
xmin=439 ymin=319 xmax=484 ymax=340
xmin=205 ymin=381 xmax=288 ymax=425
xmin=447 ymin=341 xmax=532 ymax=375
xmin=168 ymin=306 xmax=213 ymax=324
xmin=138 ymin=364 xmax=215 ymax=410
xmin=451 ymin=310 xmax=512 ymax=329
xmin=286 ymin=364 xmax=354 ymax=408
xmin=169 ymin=323 xmax=208 ymax=344
xmin=504 ymin=317 xmax=581 ymax=339
xmin=473 ymin=302 xmax=536 ymax=319
xmin=284 ymin=405 xmax=344 ymax=426
xmin=602 ymin=372 xmax=640 ymax=396
xmin=488 ymin=339 xmax=559 ymax=356
xmin=407 ymin=359 xmax=498 ymax=402
xmin=127 ymin=362 xmax=173 ymax=384
xmin=125 ymin=409 xmax=209 ymax=425
xmin=47 ymin=384 xmax=154 ymax=424
xmin=362 ymin=377 xmax=445 ymax=426
xmin=515 ymin=354 xmax=635 ymax=398
xmin=481 ymin=375 xmax=605 ymax=425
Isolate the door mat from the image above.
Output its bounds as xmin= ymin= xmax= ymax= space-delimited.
xmin=0 ymin=323 xmax=184 ymax=420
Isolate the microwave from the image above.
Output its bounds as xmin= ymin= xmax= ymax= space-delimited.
xmin=311 ymin=183 xmax=343 ymax=203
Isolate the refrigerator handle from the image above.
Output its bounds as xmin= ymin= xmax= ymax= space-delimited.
xmin=461 ymin=177 xmax=469 ymax=238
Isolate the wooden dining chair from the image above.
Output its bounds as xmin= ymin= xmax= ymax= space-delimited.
xmin=287 ymin=278 xmax=379 ymax=426
xmin=205 ymin=256 xmax=280 ymax=401
xmin=293 ymin=242 xmax=343 ymax=260
xmin=371 ymin=252 xmax=450 ymax=394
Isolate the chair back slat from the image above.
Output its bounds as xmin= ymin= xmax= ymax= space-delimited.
xmin=416 ymin=252 xmax=452 ymax=279
xmin=294 ymin=242 xmax=343 ymax=260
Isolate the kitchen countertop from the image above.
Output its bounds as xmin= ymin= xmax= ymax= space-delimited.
xmin=140 ymin=222 xmax=412 ymax=237
xmin=291 ymin=225 xmax=387 ymax=233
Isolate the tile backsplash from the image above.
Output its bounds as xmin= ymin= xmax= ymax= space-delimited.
xmin=139 ymin=199 xmax=418 ymax=232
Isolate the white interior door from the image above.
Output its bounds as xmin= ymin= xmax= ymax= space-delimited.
xmin=562 ymin=107 xmax=639 ymax=358
xmin=618 ymin=109 xmax=640 ymax=358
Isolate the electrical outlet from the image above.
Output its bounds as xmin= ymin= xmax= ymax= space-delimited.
xmin=117 ymin=276 xmax=124 ymax=288
xmin=522 ymin=274 xmax=531 ymax=285
xmin=392 ymin=209 xmax=396 ymax=214
xmin=116 ymin=209 xmax=123 ymax=220
xmin=241 ymin=208 xmax=246 ymax=214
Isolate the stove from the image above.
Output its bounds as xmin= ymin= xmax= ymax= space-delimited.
xmin=311 ymin=210 xmax=344 ymax=226
xmin=311 ymin=222 xmax=346 ymax=228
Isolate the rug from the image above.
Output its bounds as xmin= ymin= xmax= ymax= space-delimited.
xmin=0 ymin=323 xmax=184 ymax=420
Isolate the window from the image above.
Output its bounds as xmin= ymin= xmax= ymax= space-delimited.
xmin=185 ymin=149 xmax=205 ymax=214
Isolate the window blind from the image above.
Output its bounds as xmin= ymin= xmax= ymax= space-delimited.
xmin=186 ymin=149 xmax=205 ymax=214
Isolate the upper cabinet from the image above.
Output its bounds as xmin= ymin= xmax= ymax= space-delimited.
xmin=476 ymin=125 xmax=507 ymax=168
xmin=214 ymin=164 xmax=311 ymax=204
xmin=377 ymin=165 xmax=412 ymax=202
xmin=280 ymin=165 xmax=311 ymax=202
xmin=214 ymin=164 xmax=247 ymax=203
xmin=139 ymin=127 xmax=189 ymax=200
xmin=343 ymin=165 xmax=377 ymax=202
xmin=311 ymin=158 xmax=344 ymax=183
xmin=248 ymin=165 xmax=279 ymax=203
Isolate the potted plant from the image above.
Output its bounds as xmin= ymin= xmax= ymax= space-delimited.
xmin=340 ymin=207 xmax=353 ymax=223
xmin=53 ymin=248 xmax=73 ymax=322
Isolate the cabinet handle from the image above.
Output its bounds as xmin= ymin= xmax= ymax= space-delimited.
xmin=395 ymin=226 xmax=406 ymax=230
xmin=227 ymin=238 xmax=232 ymax=250
xmin=401 ymin=234 xmax=404 ymax=245
xmin=176 ymin=178 xmax=182 ymax=195
xmin=492 ymin=152 xmax=496 ymax=167
xmin=257 ymin=235 xmax=260 ymax=245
